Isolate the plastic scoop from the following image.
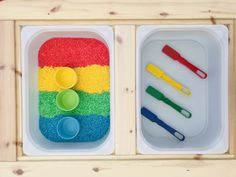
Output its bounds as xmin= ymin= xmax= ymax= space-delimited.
xmin=57 ymin=117 xmax=80 ymax=140
xmin=162 ymin=45 xmax=207 ymax=79
xmin=146 ymin=63 xmax=191 ymax=96
xmin=141 ymin=107 xmax=185 ymax=141
xmin=146 ymin=86 xmax=191 ymax=118
xmin=55 ymin=67 xmax=78 ymax=89
xmin=56 ymin=89 xmax=80 ymax=111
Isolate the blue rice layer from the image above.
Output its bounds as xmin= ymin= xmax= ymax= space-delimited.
xmin=39 ymin=115 xmax=110 ymax=142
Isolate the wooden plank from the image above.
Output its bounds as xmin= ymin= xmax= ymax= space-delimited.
xmin=231 ymin=21 xmax=236 ymax=156
xmin=15 ymin=19 xmax=234 ymax=26
xmin=228 ymin=22 xmax=235 ymax=155
xmin=15 ymin=22 xmax=23 ymax=158
xmin=115 ymin=25 xmax=136 ymax=155
xmin=1 ymin=1 xmax=236 ymax=20
xmin=0 ymin=21 xmax=16 ymax=161
xmin=17 ymin=154 xmax=234 ymax=161
xmin=1 ymin=160 xmax=236 ymax=177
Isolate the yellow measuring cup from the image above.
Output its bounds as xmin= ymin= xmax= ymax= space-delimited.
xmin=55 ymin=67 xmax=77 ymax=89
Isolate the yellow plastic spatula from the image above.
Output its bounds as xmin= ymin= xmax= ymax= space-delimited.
xmin=146 ymin=63 xmax=191 ymax=96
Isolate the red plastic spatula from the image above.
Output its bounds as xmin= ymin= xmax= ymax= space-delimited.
xmin=162 ymin=45 xmax=207 ymax=79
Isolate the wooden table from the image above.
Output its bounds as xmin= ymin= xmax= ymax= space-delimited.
xmin=0 ymin=0 xmax=236 ymax=176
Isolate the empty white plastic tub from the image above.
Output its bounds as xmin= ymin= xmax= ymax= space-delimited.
xmin=21 ymin=26 xmax=114 ymax=155
xmin=136 ymin=25 xmax=228 ymax=154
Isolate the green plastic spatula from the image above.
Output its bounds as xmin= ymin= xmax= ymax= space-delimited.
xmin=146 ymin=86 xmax=192 ymax=118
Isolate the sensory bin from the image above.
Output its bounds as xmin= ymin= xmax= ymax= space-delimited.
xmin=22 ymin=26 xmax=114 ymax=155
xmin=38 ymin=38 xmax=110 ymax=142
xmin=137 ymin=25 xmax=229 ymax=154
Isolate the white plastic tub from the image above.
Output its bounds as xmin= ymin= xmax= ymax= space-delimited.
xmin=136 ymin=25 xmax=228 ymax=154
xmin=21 ymin=26 xmax=114 ymax=155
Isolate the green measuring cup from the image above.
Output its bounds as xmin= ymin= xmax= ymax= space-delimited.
xmin=56 ymin=89 xmax=80 ymax=112
xmin=146 ymin=86 xmax=192 ymax=118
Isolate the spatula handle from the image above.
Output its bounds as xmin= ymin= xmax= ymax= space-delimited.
xmin=146 ymin=64 xmax=191 ymax=96
xmin=146 ymin=86 xmax=191 ymax=118
xmin=164 ymin=97 xmax=191 ymax=118
xmin=141 ymin=107 xmax=185 ymax=141
xmin=161 ymin=74 xmax=191 ymax=96
xmin=179 ymin=56 xmax=207 ymax=79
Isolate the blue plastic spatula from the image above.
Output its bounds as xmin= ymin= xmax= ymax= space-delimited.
xmin=141 ymin=107 xmax=185 ymax=141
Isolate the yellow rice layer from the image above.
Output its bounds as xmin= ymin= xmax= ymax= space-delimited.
xmin=38 ymin=65 xmax=110 ymax=93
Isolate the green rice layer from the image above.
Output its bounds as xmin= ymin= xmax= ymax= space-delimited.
xmin=39 ymin=91 xmax=110 ymax=118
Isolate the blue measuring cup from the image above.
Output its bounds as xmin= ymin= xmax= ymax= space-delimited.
xmin=57 ymin=117 xmax=80 ymax=140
